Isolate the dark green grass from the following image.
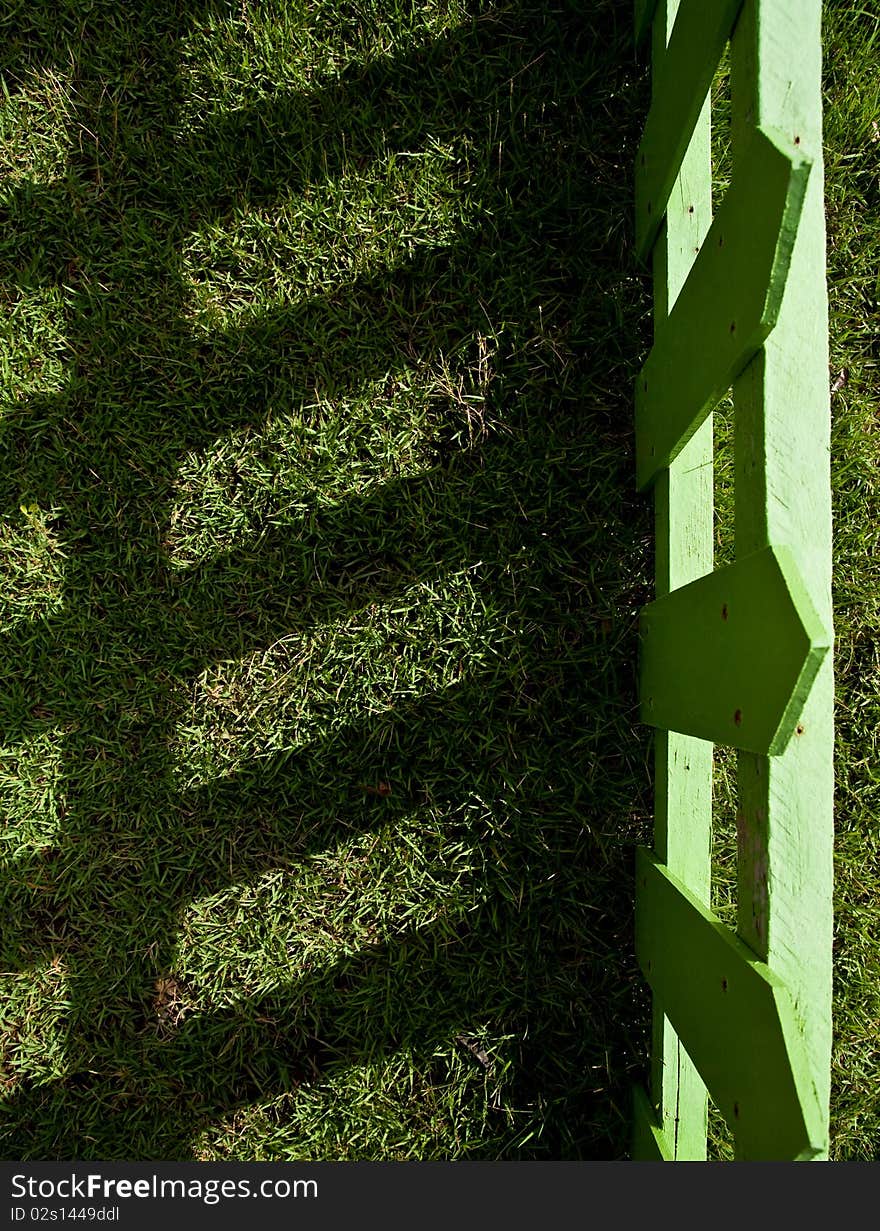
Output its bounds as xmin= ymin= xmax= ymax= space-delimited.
xmin=822 ymin=0 xmax=880 ymax=1163
xmin=0 ymin=0 xmax=653 ymax=1159
xmin=1 ymin=0 xmax=876 ymax=1163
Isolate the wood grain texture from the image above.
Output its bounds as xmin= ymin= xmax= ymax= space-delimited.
xmin=636 ymin=849 xmax=825 ymax=1160
xmin=640 ymin=545 xmax=830 ymax=753
xmin=635 ymin=129 xmax=810 ymax=491
xmin=631 ymin=1084 xmax=673 ymax=1160
xmin=634 ymin=0 xmax=713 ymax=1162
xmin=635 ymin=0 xmax=744 ymax=259
xmin=633 ymin=0 xmax=831 ymax=1162
xmin=730 ymin=0 xmax=833 ymax=1159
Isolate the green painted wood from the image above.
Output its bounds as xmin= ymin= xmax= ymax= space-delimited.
xmin=634 ymin=0 xmax=712 ymax=1163
xmin=729 ymin=0 xmax=833 ymax=1158
xmin=635 ymin=127 xmax=810 ymax=491
xmin=633 ymin=0 xmax=831 ymax=1164
xmin=640 ymin=544 xmax=829 ymax=754
xmin=632 ymin=1085 xmax=673 ymax=1160
xmin=634 ymin=0 xmax=660 ymax=45
xmin=636 ymin=848 xmax=825 ymax=1160
xmin=634 ymin=0 xmax=743 ymax=260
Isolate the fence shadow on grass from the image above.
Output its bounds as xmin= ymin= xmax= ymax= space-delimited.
xmin=0 ymin=0 xmax=652 ymax=1159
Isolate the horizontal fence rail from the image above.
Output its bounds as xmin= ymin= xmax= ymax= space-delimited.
xmin=632 ymin=0 xmax=833 ymax=1160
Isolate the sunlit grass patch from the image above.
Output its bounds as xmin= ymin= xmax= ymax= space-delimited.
xmin=0 ymin=959 xmax=70 ymax=1092
xmin=0 ymin=67 xmax=71 ymax=185
xmin=190 ymin=1042 xmax=517 ymax=1162
xmin=171 ymin=813 xmax=484 ymax=1009
xmin=181 ymin=144 xmax=479 ymax=324
xmin=171 ymin=567 xmax=513 ymax=786
xmin=178 ymin=1 xmax=473 ymax=110
xmin=165 ymin=380 xmax=457 ymax=570
xmin=0 ymin=728 xmax=66 ymax=853
xmin=0 ymin=504 xmax=66 ymax=630
xmin=0 ymin=288 xmax=70 ymax=404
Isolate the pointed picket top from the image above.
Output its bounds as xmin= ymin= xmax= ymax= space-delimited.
xmin=639 ymin=545 xmax=830 ymax=754
xmin=636 ymin=127 xmax=810 ymax=491
xmin=636 ymin=849 xmax=826 ymax=1159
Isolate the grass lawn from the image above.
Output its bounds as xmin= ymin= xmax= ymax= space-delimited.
xmin=0 ymin=0 xmax=876 ymax=1161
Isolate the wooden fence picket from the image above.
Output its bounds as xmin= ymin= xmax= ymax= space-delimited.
xmin=631 ymin=0 xmax=833 ymax=1161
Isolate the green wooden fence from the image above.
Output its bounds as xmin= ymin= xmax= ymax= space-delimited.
xmin=631 ymin=0 xmax=833 ymax=1160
